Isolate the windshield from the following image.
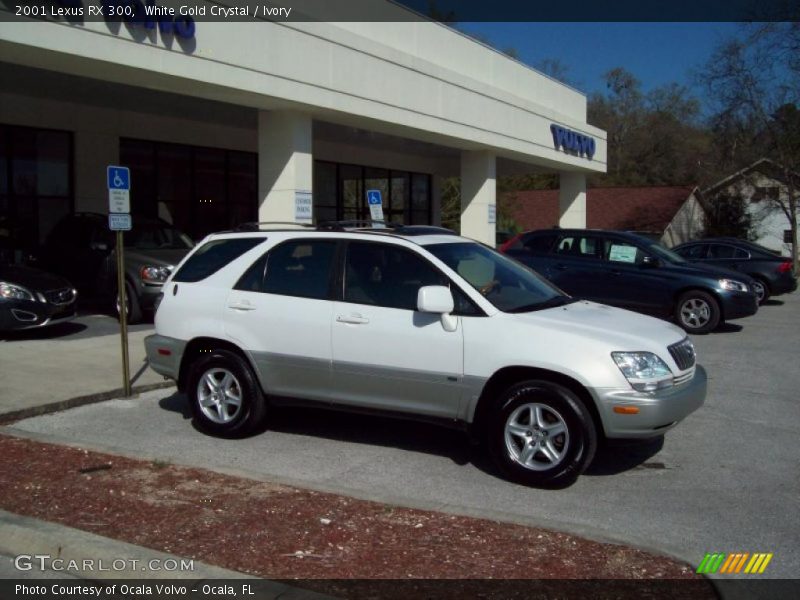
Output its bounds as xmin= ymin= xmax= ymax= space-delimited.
xmin=647 ymin=242 xmax=686 ymax=264
xmin=427 ymin=242 xmax=572 ymax=313
xmin=124 ymin=223 xmax=194 ymax=250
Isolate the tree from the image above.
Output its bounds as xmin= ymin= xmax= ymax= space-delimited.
xmin=702 ymin=194 xmax=756 ymax=239
xmin=699 ymin=21 xmax=800 ymax=272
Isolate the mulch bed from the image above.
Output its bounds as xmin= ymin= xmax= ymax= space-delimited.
xmin=0 ymin=433 xmax=715 ymax=598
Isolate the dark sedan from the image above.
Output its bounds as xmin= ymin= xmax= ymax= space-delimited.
xmin=501 ymin=229 xmax=759 ymax=334
xmin=672 ymin=238 xmax=797 ymax=304
xmin=0 ymin=264 xmax=77 ymax=332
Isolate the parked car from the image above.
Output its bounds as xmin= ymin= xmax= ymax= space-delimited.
xmin=500 ymin=229 xmax=758 ymax=334
xmin=40 ymin=213 xmax=194 ymax=323
xmin=144 ymin=222 xmax=706 ymax=487
xmin=672 ymin=237 xmax=797 ymax=304
xmin=0 ymin=262 xmax=77 ymax=332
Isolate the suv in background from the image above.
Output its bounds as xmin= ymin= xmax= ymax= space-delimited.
xmin=145 ymin=223 xmax=706 ymax=487
xmin=501 ymin=229 xmax=758 ymax=334
xmin=41 ymin=213 xmax=194 ymax=323
xmin=672 ymin=237 xmax=797 ymax=305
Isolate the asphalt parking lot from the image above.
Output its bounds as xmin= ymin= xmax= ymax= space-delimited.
xmin=4 ymin=294 xmax=799 ymax=578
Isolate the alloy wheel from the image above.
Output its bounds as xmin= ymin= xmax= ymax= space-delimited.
xmin=504 ymin=402 xmax=570 ymax=471
xmin=752 ymin=281 xmax=766 ymax=304
xmin=197 ymin=368 xmax=243 ymax=424
xmin=680 ymin=298 xmax=711 ymax=330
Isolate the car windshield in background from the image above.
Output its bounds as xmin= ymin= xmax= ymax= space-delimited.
xmin=427 ymin=242 xmax=571 ymax=313
xmin=124 ymin=224 xmax=194 ymax=250
xmin=647 ymin=243 xmax=686 ymax=264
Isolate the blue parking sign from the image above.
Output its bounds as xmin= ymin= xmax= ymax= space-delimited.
xmin=107 ymin=166 xmax=130 ymax=191
xmin=367 ymin=190 xmax=382 ymax=205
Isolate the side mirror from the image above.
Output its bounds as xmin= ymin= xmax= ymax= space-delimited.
xmin=417 ymin=285 xmax=457 ymax=332
xmin=642 ymin=255 xmax=661 ymax=268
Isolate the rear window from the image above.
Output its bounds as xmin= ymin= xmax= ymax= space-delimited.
xmin=172 ymin=238 xmax=265 ymax=283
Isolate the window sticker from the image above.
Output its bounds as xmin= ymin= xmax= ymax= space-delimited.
xmin=608 ymin=244 xmax=638 ymax=264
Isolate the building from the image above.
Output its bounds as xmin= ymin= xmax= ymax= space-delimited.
xmin=0 ymin=1 xmax=606 ymax=260
xmin=701 ymin=159 xmax=798 ymax=257
xmin=508 ymin=186 xmax=699 ymax=245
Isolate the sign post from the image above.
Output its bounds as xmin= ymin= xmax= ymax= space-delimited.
xmin=107 ymin=166 xmax=132 ymax=398
xmin=366 ymin=189 xmax=385 ymax=227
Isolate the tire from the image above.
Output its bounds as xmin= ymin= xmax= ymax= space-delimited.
xmin=751 ymin=278 xmax=770 ymax=305
xmin=675 ymin=290 xmax=720 ymax=334
xmin=186 ymin=349 xmax=267 ymax=438
xmin=487 ymin=380 xmax=597 ymax=487
xmin=116 ymin=281 xmax=143 ymax=324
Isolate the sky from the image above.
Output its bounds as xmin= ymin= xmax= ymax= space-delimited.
xmin=459 ymin=22 xmax=743 ymax=99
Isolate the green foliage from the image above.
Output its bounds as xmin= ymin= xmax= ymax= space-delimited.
xmin=702 ymin=194 xmax=756 ymax=240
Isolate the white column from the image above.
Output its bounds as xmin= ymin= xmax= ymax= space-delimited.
xmin=74 ymin=131 xmax=118 ymax=214
xmin=558 ymin=172 xmax=587 ymax=228
xmin=460 ymin=150 xmax=496 ymax=245
xmin=258 ymin=111 xmax=313 ymax=223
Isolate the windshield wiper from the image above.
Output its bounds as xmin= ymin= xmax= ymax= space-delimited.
xmin=507 ymin=295 xmax=577 ymax=313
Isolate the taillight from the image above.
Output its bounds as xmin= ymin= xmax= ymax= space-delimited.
xmin=499 ymin=234 xmax=522 ymax=253
xmin=777 ymin=261 xmax=793 ymax=273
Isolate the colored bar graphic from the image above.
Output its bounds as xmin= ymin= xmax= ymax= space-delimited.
xmin=699 ymin=552 xmax=773 ymax=575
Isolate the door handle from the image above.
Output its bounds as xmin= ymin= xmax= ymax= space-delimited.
xmin=610 ymin=269 xmax=622 ymax=276
xmin=228 ymin=301 xmax=256 ymax=311
xmin=555 ymin=264 xmax=568 ymax=271
xmin=337 ymin=314 xmax=370 ymax=325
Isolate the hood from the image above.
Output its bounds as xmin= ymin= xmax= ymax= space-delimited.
xmin=0 ymin=264 xmax=73 ymax=292
xmin=517 ymin=300 xmax=687 ymax=351
xmin=123 ymin=248 xmax=191 ymax=268
xmin=667 ymin=260 xmax=755 ymax=283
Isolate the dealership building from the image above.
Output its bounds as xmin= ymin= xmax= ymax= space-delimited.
xmin=0 ymin=1 xmax=606 ymax=254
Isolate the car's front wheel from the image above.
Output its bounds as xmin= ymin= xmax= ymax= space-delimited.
xmin=187 ymin=349 xmax=267 ymax=438
xmin=675 ymin=290 xmax=721 ymax=334
xmin=488 ymin=380 xmax=597 ymax=487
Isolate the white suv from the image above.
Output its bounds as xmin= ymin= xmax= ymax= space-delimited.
xmin=145 ymin=223 xmax=706 ymax=487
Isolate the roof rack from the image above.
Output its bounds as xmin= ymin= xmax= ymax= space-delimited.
xmin=316 ymin=220 xmax=401 ymax=231
xmin=234 ymin=221 xmax=316 ymax=232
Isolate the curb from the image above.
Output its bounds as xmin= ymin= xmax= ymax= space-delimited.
xmin=0 ymin=510 xmax=333 ymax=599
xmin=0 ymin=382 xmax=175 ymax=425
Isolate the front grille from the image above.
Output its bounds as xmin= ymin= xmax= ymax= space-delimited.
xmin=44 ymin=287 xmax=76 ymax=306
xmin=669 ymin=338 xmax=696 ymax=371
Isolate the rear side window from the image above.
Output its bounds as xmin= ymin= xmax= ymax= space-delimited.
xmin=708 ymin=244 xmax=743 ymax=259
xmin=677 ymin=244 xmax=707 ymax=259
xmin=261 ymin=240 xmax=337 ymax=300
xmin=173 ymin=238 xmax=264 ymax=282
xmin=523 ymin=233 xmax=558 ymax=253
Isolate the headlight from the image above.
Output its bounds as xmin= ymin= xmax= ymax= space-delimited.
xmin=140 ymin=265 xmax=172 ymax=284
xmin=611 ymin=351 xmax=674 ymax=392
xmin=0 ymin=281 xmax=35 ymax=301
xmin=719 ymin=278 xmax=748 ymax=293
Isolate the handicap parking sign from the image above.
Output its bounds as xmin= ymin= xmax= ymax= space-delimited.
xmin=107 ymin=166 xmax=130 ymax=191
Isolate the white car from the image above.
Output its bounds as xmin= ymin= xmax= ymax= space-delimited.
xmin=145 ymin=223 xmax=706 ymax=487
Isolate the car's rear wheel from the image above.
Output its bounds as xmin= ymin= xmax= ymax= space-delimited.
xmin=187 ymin=349 xmax=267 ymax=437
xmin=675 ymin=290 xmax=720 ymax=334
xmin=488 ymin=380 xmax=597 ymax=487
xmin=751 ymin=278 xmax=770 ymax=305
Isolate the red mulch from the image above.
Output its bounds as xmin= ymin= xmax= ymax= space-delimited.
xmin=0 ymin=434 xmax=714 ymax=598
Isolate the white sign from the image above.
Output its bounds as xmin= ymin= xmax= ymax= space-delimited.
xmin=109 ymin=213 xmax=132 ymax=231
xmin=488 ymin=204 xmax=497 ymax=225
xmin=608 ymin=244 xmax=638 ymax=264
xmin=366 ymin=189 xmax=385 ymax=226
xmin=295 ymin=190 xmax=313 ymax=223
xmin=107 ymin=165 xmax=131 ymax=214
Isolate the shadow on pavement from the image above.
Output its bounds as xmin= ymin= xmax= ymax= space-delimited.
xmin=763 ymin=299 xmax=784 ymax=306
xmin=0 ymin=321 xmax=87 ymax=341
xmin=157 ymin=391 xmax=663 ymax=482
xmin=710 ymin=322 xmax=743 ymax=334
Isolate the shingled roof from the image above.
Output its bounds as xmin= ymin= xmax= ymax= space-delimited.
xmin=506 ymin=186 xmax=696 ymax=233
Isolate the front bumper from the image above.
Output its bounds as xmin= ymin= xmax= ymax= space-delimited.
xmin=590 ymin=365 xmax=707 ymax=439
xmin=144 ymin=334 xmax=186 ymax=381
xmin=0 ymin=299 xmax=77 ymax=332
xmin=719 ymin=290 xmax=758 ymax=320
xmin=138 ymin=283 xmax=164 ymax=311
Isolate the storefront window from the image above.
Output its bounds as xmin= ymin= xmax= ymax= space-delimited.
xmin=313 ymin=160 xmax=431 ymax=226
xmin=0 ymin=124 xmax=72 ymax=261
xmin=121 ymin=139 xmax=257 ymax=241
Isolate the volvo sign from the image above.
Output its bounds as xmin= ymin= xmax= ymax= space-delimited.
xmin=550 ymin=124 xmax=596 ymax=160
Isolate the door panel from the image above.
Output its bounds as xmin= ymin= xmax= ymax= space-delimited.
xmin=602 ymin=239 xmax=673 ymax=315
xmin=330 ymin=241 xmax=464 ymax=418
